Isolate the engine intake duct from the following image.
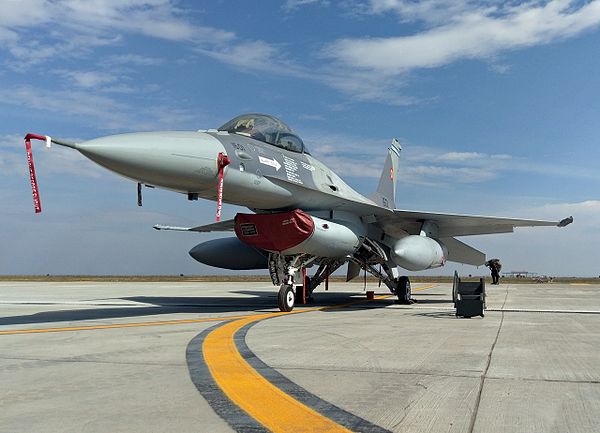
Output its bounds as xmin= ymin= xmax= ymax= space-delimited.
xmin=235 ymin=209 xmax=361 ymax=257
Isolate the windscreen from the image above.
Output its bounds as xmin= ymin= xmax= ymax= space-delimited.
xmin=219 ymin=113 xmax=307 ymax=153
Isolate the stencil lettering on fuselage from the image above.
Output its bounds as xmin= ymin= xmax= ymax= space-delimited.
xmin=282 ymin=154 xmax=302 ymax=185
xmin=213 ymin=132 xmax=317 ymax=190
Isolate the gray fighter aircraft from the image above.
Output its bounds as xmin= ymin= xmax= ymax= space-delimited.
xmin=25 ymin=113 xmax=572 ymax=311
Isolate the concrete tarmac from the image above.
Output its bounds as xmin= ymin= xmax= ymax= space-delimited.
xmin=1 ymin=281 xmax=599 ymax=432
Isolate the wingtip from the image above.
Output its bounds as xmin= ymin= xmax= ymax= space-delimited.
xmin=557 ymin=216 xmax=573 ymax=227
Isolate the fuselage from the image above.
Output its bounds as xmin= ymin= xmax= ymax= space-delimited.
xmin=77 ymin=129 xmax=387 ymax=216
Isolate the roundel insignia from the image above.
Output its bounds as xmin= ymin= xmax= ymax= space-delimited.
xmin=390 ymin=167 xmax=394 ymax=180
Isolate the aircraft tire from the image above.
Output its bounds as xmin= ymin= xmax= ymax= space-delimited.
xmin=278 ymin=284 xmax=295 ymax=312
xmin=396 ymin=276 xmax=412 ymax=304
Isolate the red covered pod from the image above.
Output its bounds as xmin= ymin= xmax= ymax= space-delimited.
xmin=235 ymin=209 xmax=315 ymax=252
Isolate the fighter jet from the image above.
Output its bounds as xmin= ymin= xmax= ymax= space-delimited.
xmin=24 ymin=113 xmax=572 ymax=311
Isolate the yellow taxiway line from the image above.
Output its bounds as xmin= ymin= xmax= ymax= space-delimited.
xmin=0 ymin=315 xmax=251 ymax=335
xmin=202 ymin=286 xmax=436 ymax=433
xmin=204 ymin=313 xmax=353 ymax=433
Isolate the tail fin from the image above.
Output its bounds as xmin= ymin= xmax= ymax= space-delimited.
xmin=370 ymin=138 xmax=401 ymax=209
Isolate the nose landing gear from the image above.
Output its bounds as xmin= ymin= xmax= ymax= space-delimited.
xmin=277 ymin=284 xmax=295 ymax=312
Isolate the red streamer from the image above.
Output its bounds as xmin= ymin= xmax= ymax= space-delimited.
xmin=216 ymin=152 xmax=230 ymax=221
xmin=24 ymin=133 xmax=47 ymax=214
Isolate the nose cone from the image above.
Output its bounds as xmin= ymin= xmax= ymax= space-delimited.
xmin=78 ymin=131 xmax=226 ymax=192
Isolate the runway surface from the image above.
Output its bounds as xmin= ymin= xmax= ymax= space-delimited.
xmin=1 ymin=280 xmax=599 ymax=433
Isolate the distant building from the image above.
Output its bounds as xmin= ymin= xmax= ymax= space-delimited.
xmin=503 ymin=271 xmax=538 ymax=278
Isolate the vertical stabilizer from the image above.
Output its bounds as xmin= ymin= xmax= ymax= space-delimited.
xmin=370 ymin=138 xmax=401 ymax=209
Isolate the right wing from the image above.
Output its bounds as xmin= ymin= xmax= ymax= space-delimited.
xmin=377 ymin=210 xmax=572 ymax=238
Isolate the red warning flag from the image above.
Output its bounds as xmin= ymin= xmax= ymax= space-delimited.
xmin=24 ymin=133 xmax=47 ymax=214
xmin=216 ymin=152 xmax=230 ymax=221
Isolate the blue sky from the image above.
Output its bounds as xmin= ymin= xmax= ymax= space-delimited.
xmin=1 ymin=0 xmax=599 ymax=277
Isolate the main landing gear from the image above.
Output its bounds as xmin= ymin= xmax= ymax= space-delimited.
xmin=395 ymin=276 xmax=413 ymax=304
xmin=270 ymin=250 xmax=414 ymax=311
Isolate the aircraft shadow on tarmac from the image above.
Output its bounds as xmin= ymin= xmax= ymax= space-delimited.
xmin=0 ymin=291 xmax=396 ymax=326
xmin=412 ymin=311 xmax=467 ymax=320
xmin=409 ymin=298 xmax=452 ymax=304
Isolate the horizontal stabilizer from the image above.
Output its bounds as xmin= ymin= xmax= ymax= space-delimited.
xmin=441 ymin=237 xmax=486 ymax=266
xmin=154 ymin=219 xmax=235 ymax=233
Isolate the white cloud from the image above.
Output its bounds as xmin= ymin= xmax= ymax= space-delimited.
xmin=326 ymin=1 xmax=600 ymax=75
xmin=283 ymin=0 xmax=330 ymax=12
xmin=298 ymin=114 xmax=326 ymax=121
xmin=522 ymin=200 xmax=600 ymax=228
xmin=53 ymin=70 xmax=122 ymax=89
xmin=0 ymin=85 xmax=198 ymax=131
xmin=199 ymin=40 xmax=313 ymax=79
xmin=0 ymin=86 xmax=131 ymax=130
xmin=317 ymin=69 xmax=418 ymax=105
xmin=405 ymin=164 xmax=497 ymax=183
xmin=304 ymin=129 xmax=600 ymax=188
xmin=0 ymin=0 xmax=234 ymax=67
xmin=436 ymin=151 xmax=496 ymax=162
xmin=305 ymin=131 xmax=502 ymax=184
xmin=368 ymin=0 xmax=484 ymax=25
xmin=0 ymin=26 xmax=18 ymax=43
xmin=105 ymin=54 xmax=164 ymax=66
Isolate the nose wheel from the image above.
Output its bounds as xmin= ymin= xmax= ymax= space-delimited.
xmin=277 ymin=284 xmax=295 ymax=312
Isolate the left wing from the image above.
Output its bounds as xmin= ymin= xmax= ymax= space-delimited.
xmin=377 ymin=210 xmax=573 ymax=238
xmin=154 ymin=219 xmax=235 ymax=232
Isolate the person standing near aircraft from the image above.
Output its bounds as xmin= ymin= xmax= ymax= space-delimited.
xmin=486 ymin=259 xmax=502 ymax=285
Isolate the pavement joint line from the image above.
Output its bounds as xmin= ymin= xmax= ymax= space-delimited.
xmin=195 ymin=285 xmax=436 ymax=433
xmin=268 ymin=366 xmax=600 ymax=385
xmin=468 ymin=286 xmax=508 ymax=433
xmin=484 ymin=375 xmax=600 ymax=385
xmin=487 ymin=308 xmax=600 ymax=314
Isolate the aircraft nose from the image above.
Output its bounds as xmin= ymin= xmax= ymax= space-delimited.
xmin=77 ymin=131 xmax=226 ymax=192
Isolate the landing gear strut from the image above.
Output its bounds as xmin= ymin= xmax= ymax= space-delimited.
xmin=269 ymin=253 xmax=344 ymax=312
xmin=269 ymin=253 xmax=313 ymax=312
xmin=277 ymin=284 xmax=295 ymax=312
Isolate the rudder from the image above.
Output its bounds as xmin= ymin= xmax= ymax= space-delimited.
xmin=370 ymin=138 xmax=401 ymax=209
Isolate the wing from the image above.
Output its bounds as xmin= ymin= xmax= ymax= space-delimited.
xmin=377 ymin=210 xmax=572 ymax=238
xmin=153 ymin=219 xmax=235 ymax=232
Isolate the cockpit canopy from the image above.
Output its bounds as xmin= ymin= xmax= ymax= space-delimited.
xmin=219 ymin=113 xmax=308 ymax=154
